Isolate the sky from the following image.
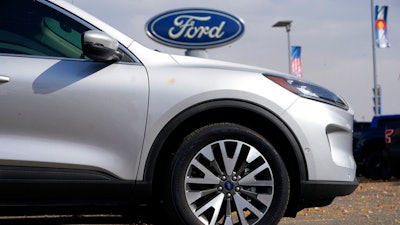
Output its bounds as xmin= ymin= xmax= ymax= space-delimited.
xmin=70 ymin=0 xmax=399 ymax=121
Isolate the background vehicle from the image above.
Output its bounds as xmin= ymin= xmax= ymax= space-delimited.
xmin=384 ymin=123 xmax=400 ymax=178
xmin=0 ymin=0 xmax=357 ymax=224
xmin=353 ymin=114 xmax=400 ymax=179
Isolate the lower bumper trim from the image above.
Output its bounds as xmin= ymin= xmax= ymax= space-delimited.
xmin=299 ymin=178 xmax=358 ymax=208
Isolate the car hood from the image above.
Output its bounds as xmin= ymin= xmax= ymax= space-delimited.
xmin=170 ymin=54 xmax=282 ymax=75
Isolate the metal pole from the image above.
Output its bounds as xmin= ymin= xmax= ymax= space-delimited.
xmin=286 ymin=24 xmax=291 ymax=74
xmin=272 ymin=21 xmax=293 ymax=74
xmin=371 ymin=0 xmax=379 ymax=115
xmin=185 ymin=49 xmax=208 ymax=58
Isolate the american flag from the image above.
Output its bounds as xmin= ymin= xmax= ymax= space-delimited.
xmin=291 ymin=46 xmax=303 ymax=78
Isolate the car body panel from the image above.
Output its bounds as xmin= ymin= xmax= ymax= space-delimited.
xmin=0 ymin=55 xmax=148 ymax=179
xmin=137 ymin=64 xmax=301 ymax=178
xmin=281 ymin=97 xmax=356 ymax=181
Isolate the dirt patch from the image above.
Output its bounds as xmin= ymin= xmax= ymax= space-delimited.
xmin=128 ymin=177 xmax=400 ymax=225
xmin=280 ymin=177 xmax=400 ymax=225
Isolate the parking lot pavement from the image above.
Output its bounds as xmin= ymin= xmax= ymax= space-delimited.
xmin=279 ymin=177 xmax=400 ymax=225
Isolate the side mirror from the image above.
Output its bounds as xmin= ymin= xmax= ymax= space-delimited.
xmin=82 ymin=30 xmax=123 ymax=62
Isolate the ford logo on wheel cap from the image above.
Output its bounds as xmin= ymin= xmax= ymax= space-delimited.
xmin=145 ymin=8 xmax=245 ymax=49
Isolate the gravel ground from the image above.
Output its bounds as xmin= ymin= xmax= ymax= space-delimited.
xmin=130 ymin=177 xmax=400 ymax=225
xmin=135 ymin=177 xmax=400 ymax=225
xmin=280 ymin=177 xmax=400 ymax=225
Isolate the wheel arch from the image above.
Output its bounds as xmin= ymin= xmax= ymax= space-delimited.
xmin=144 ymin=99 xmax=307 ymax=217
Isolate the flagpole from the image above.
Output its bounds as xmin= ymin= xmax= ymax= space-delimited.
xmin=286 ymin=24 xmax=292 ymax=74
xmin=371 ymin=0 xmax=379 ymax=116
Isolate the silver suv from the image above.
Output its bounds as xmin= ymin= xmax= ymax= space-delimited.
xmin=0 ymin=0 xmax=357 ymax=224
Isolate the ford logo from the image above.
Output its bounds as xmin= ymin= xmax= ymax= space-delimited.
xmin=146 ymin=8 xmax=245 ymax=49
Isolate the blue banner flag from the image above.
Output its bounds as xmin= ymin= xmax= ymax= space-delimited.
xmin=290 ymin=46 xmax=303 ymax=78
xmin=375 ymin=5 xmax=390 ymax=48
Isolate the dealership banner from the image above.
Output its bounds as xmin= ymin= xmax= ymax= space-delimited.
xmin=375 ymin=5 xmax=390 ymax=48
xmin=291 ymin=46 xmax=303 ymax=78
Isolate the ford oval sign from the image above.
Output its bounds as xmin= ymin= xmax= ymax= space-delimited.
xmin=146 ymin=8 xmax=245 ymax=49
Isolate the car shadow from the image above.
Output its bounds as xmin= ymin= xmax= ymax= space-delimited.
xmin=32 ymin=60 xmax=109 ymax=94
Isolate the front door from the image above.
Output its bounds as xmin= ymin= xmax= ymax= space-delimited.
xmin=0 ymin=0 xmax=149 ymax=180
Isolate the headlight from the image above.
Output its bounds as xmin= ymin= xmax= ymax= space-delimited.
xmin=264 ymin=74 xmax=348 ymax=110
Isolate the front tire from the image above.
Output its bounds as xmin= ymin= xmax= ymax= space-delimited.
xmin=165 ymin=123 xmax=289 ymax=225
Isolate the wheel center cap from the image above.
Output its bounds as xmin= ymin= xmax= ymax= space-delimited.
xmin=224 ymin=181 xmax=234 ymax=191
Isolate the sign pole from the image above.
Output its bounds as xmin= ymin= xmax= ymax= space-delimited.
xmin=272 ymin=20 xmax=292 ymax=74
xmin=185 ymin=49 xmax=208 ymax=58
xmin=286 ymin=24 xmax=291 ymax=74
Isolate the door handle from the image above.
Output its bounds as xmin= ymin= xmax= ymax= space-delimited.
xmin=0 ymin=75 xmax=10 ymax=83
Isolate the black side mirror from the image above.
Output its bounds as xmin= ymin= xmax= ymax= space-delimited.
xmin=82 ymin=30 xmax=123 ymax=62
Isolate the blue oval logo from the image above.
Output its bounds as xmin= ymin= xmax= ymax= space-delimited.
xmin=224 ymin=181 xmax=235 ymax=191
xmin=146 ymin=8 xmax=245 ymax=49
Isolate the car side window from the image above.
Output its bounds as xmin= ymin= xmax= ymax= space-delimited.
xmin=0 ymin=0 xmax=89 ymax=59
